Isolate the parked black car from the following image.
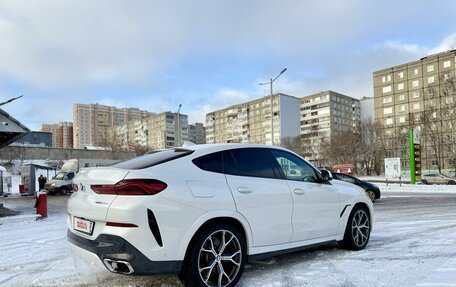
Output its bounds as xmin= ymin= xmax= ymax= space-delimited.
xmin=332 ymin=173 xmax=381 ymax=202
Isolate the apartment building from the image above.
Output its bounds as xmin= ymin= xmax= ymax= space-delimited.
xmin=205 ymin=93 xmax=300 ymax=145
xmin=112 ymin=112 xmax=196 ymax=151
xmin=73 ymin=104 xmax=153 ymax=149
xmin=189 ymin=123 xmax=206 ymax=144
xmin=40 ymin=122 xmax=73 ymax=148
xmin=146 ymin=112 xmax=189 ymax=150
xmin=373 ymin=50 xmax=456 ymax=170
xmin=300 ymin=91 xmax=361 ymax=163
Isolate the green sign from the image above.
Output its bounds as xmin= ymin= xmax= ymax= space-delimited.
xmin=409 ymin=129 xmax=421 ymax=184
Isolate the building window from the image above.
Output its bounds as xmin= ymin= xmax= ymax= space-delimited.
xmin=383 ymin=107 xmax=393 ymax=115
xmin=398 ymin=94 xmax=405 ymax=101
xmin=397 ymin=83 xmax=405 ymax=90
xmin=444 ymin=60 xmax=451 ymax=68
xmin=384 ymin=118 xmax=393 ymax=126
xmin=412 ymin=91 xmax=420 ymax=98
xmin=382 ymin=86 xmax=392 ymax=94
xmin=414 ymin=68 xmax=419 ymax=75
xmin=399 ymin=116 xmax=406 ymax=123
xmin=427 ymin=65 xmax=434 ymax=72
xmin=398 ymin=71 xmax=404 ymax=79
xmin=399 ymin=105 xmax=406 ymax=112
xmin=412 ymin=103 xmax=420 ymax=110
xmin=428 ymin=76 xmax=435 ymax=84
xmin=383 ymin=97 xmax=393 ymax=104
xmin=382 ymin=74 xmax=392 ymax=83
xmin=412 ymin=80 xmax=419 ymax=88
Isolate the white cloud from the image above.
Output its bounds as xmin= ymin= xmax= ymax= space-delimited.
xmin=430 ymin=33 xmax=456 ymax=54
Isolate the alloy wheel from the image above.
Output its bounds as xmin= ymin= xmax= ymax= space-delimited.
xmin=367 ymin=190 xmax=376 ymax=202
xmin=198 ymin=230 xmax=242 ymax=287
xmin=351 ymin=210 xmax=370 ymax=247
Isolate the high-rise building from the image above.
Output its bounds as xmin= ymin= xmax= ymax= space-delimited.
xmin=300 ymin=91 xmax=361 ymax=164
xmin=40 ymin=122 xmax=73 ymax=148
xmin=188 ymin=123 xmax=206 ymax=144
xmin=205 ymin=93 xmax=300 ymax=145
xmin=112 ymin=112 xmax=194 ymax=151
xmin=373 ymin=50 xmax=456 ymax=171
xmin=73 ymin=104 xmax=154 ymax=149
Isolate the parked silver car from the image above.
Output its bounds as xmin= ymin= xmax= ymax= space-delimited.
xmin=422 ymin=173 xmax=456 ymax=185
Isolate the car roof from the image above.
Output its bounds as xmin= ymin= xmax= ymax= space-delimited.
xmin=174 ymin=143 xmax=291 ymax=154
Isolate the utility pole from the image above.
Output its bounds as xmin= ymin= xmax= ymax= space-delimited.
xmin=259 ymin=68 xmax=287 ymax=145
xmin=177 ymin=104 xmax=182 ymax=147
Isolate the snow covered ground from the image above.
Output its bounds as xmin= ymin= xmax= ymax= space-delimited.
xmin=1 ymin=184 xmax=456 ymax=287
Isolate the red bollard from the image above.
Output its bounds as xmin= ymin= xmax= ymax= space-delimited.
xmin=35 ymin=191 xmax=48 ymax=218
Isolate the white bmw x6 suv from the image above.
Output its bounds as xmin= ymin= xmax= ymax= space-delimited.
xmin=67 ymin=144 xmax=373 ymax=287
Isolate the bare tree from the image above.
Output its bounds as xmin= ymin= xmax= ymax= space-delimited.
xmin=281 ymin=136 xmax=302 ymax=156
xmin=320 ymin=130 xmax=360 ymax=168
xmin=356 ymin=120 xmax=387 ymax=175
xmin=97 ymin=129 xmax=127 ymax=160
xmin=135 ymin=144 xmax=149 ymax=156
xmin=0 ymin=146 xmax=26 ymax=165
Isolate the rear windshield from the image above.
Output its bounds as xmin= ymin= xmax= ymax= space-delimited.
xmin=112 ymin=149 xmax=194 ymax=170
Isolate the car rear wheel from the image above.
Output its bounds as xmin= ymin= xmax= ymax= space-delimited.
xmin=179 ymin=223 xmax=246 ymax=287
xmin=339 ymin=206 xmax=371 ymax=250
xmin=366 ymin=190 xmax=376 ymax=202
xmin=449 ymin=180 xmax=456 ymax=185
xmin=422 ymin=179 xmax=428 ymax=184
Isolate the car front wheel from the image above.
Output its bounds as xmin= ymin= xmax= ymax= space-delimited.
xmin=179 ymin=223 xmax=246 ymax=287
xmin=448 ymin=180 xmax=456 ymax=185
xmin=60 ymin=187 xmax=69 ymax=195
xmin=339 ymin=206 xmax=371 ymax=250
xmin=366 ymin=190 xmax=376 ymax=202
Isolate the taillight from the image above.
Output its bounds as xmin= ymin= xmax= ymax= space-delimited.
xmin=106 ymin=222 xmax=138 ymax=228
xmin=91 ymin=179 xmax=167 ymax=195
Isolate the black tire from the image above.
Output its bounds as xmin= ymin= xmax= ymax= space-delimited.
xmin=422 ymin=179 xmax=428 ymax=184
xmin=366 ymin=190 xmax=376 ymax=202
xmin=339 ymin=206 xmax=371 ymax=250
xmin=60 ymin=187 xmax=69 ymax=195
xmin=449 ymin=180 xmax=456 ymax=185
xmin=179 ymin=223 xmax=246 ymax=287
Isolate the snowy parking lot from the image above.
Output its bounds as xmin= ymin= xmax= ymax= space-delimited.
xmin=1 ymin=184 xmax=456 ymax=287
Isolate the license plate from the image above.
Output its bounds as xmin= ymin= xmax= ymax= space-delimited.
xmin=73 ymin=216 xmax=94 ymax=235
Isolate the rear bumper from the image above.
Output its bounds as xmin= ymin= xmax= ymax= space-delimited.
xmin=67 ymin=229 xmax=182 ymax=275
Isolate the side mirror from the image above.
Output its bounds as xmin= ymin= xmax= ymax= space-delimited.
xmin=320 ymin=169 xmax=333 ymax=182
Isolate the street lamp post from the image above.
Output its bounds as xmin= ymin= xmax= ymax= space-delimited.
xmin=259 ymin=68 xmax=287 ymax=145
xmin=177 ymin=104 xmax=182 ymax=147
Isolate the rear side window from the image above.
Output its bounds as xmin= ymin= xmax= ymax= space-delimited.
xmin=228 ymin=148 xmax=276 ymax=179
xmin=112 ymin=149 xmax=194 ymax=170
xmin=192 ymin=152 xmax=223 ymax=173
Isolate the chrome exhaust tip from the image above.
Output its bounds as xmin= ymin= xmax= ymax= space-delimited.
xmin=103 ymin=258 xmax=134 ymax=274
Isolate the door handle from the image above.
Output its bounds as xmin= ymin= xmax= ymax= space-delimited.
xmin=294 ymin=188 xmax=306 ymax=195
xmin=237 ymin=187 xmax=252 ymax=194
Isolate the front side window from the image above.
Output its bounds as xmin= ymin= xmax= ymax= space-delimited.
xmin=270 ymin=149 xmax=319 ymax=182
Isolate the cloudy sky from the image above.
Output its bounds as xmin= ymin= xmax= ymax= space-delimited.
xmin=1 ymin=0 xmax=456 ymax=130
